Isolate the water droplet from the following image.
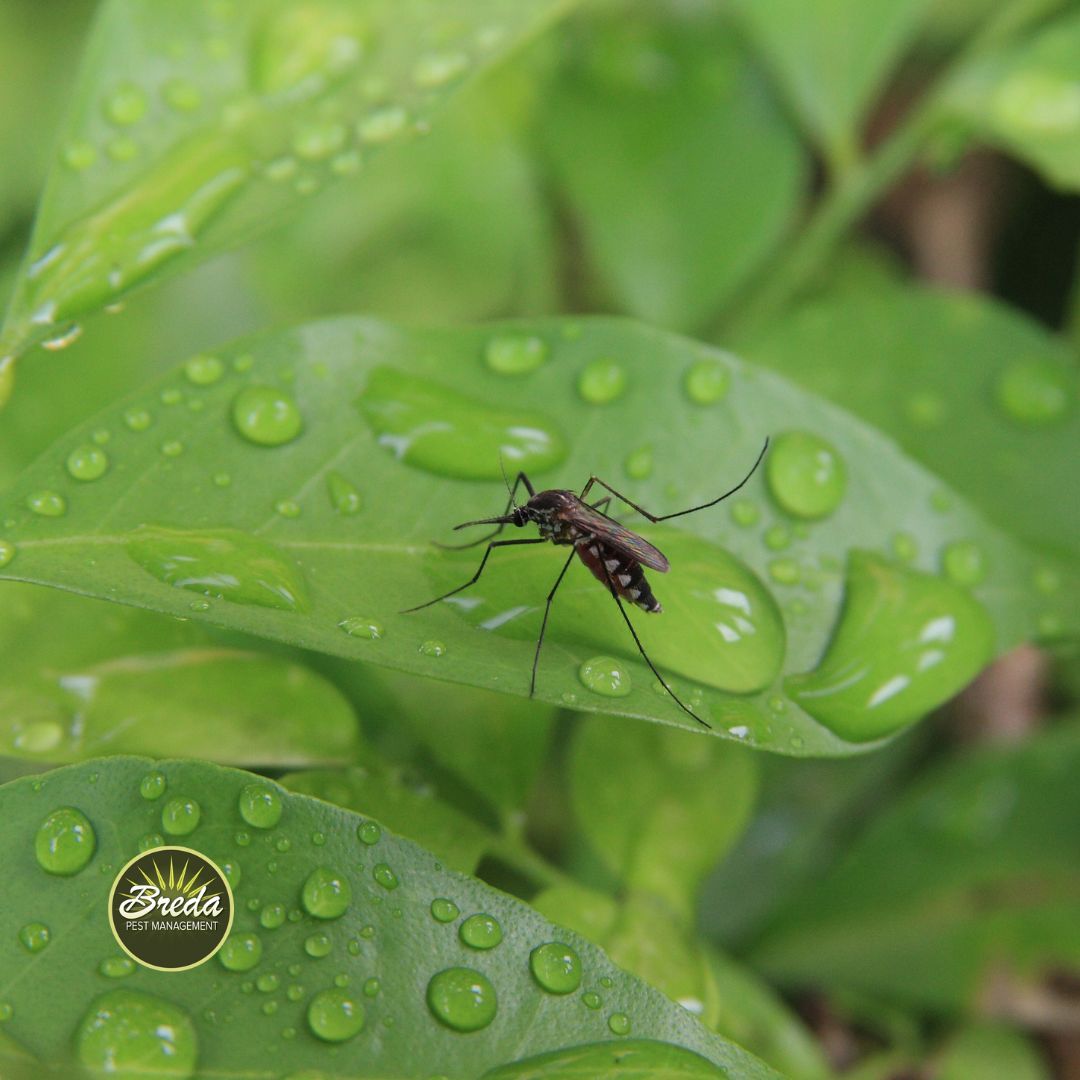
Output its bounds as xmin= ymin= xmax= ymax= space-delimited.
xmin=413 ymin=51 xmax=469 ymax=88
xmin=256 ymin=973 xmax=280 ymax=994
xmin=327 ymin=471 xmax=361 ymax=514
xmin=124 ymin=407 xmax=153 ymax=432
xmin=419 ymin=639 xmax=446 ymax=657
xmin=426 ymin=968 xmax=497 ymax=1032
xmin=891 ymin=532 xmax=918 ymax=563
xmin=35 ymin=807 xmax=95 ymax=875
xmin=64 ymin=140 xmax=97 ymax=171
xmin=305 ymin=932 xmax=333 ymax=958
xmin=232 ymin=385 xmax=303 ymax=447
xmin=93 ymin=428 xmax=111 ymax=446
xmin=162 ymin=79 xmax=202 ymax=112
xmin=578 ymin=657 xmax=632 ymax=698
xmin=11 ymin=719 xmax=63 ymax=753
xmin=787 ymin=552 xmax=995 ymax=741
xmin=731 ymin=500 xmax=760 ymax=528
xmin=1033 ymin=566 xmax=1060 ymax=596
xmin=275 ymin=499 xmax=301 ymax=519
xmin=904 ymin=391 xmax=946 ymax=427
xmin=357 ymin=821 xmax=381 ymax=845
xmin=127 ymin=525 xmax=309 ymax=611
xmin=238 ymin=783 xmax=283 ymax=829
xmin=684 ymin=360 xmax=730 ymax=405
xmin=253 ymin=6 xmax=366 ymax=96
xmin=66 ymin=445 xmax=109 ymax=482
xmin=19 ymin=922 xmax=50 ymax=953
xmin=184 ymin=354 xmax=224 ymax=386
xmin=139 ymin=771 xmax=166 ymax=800
xmin=373 ymin=863 xmax=398 ymax=890
xmin=363 ymin=977 xmax=380 ymax=998
xmin=100 ymin=956 xmax=136 ymax=979
xmin=431 ymin=898 xmax=459 ymax=923
xmin=624 ymin=445 xmax=653 ymax=480
xmin=459 ymin=914 xmax=502 ymax=950
xmin=484 ymin=334 xmax=548 ymax=376
xmin=577 ymin=359 xmax=627 ymax=405
xmin=331 ymin=149 xmax=362 ymax=176
xmin=104 ymin=83 xmax=147 ymax=126
xmin=260 ymin=904 xmax=286 ymax=930
xmin=161 ymin=440 xmax=184 ymax=457
xmin=0 ymin=1003 xmax=11 ymax=1021
xmin=307 ymin=988 xmax=365 ymax=1042
xmin=106 ymin=135 xmax=140 ymax=162
xmin=161 ymin=796 xmax=201 ymax=836
xmin=358 ymin=105 xmax=408 ymax=144
xmin=994 ymin=358 xmax=1073 ymax=426
xmin=530 ymin=943 xmax=582 ymax=994
xmin=76 ymin=990 xmax=196 ymax=1077
xmin=0 ymin=540 xmax=15 ymax=569
xmin=359 ymin=367 xmax=566 ymax=480
xmin=339 ymin=615 xmax=382 ymax=639
xmin=219 ymin=932 xmax=262 ymax=971
xmin=302 ymin=867 xmax=351 ymax=919
xmin=764 ymin=524 xmax=791 ymax=551
xmin=582 ymin=991 xmax=601 ymax=1009
xmin=768 ymin=557 xmax=800 ymax=585
xmin=293 ymin=120 xmax=347 ymax=161
xmin=608 ymin=1012 xmax=631 ymax=1035
xmin=766 ymin=431 xmax=846 ymax=520
xmin=42 ymin=323 xmax=84 ymax=350
xmin=941 ymin=540 xmax=987 ymax=587
xmin=27 ymin=490 xmax=67 ymax=517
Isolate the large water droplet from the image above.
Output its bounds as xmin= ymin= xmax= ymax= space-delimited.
xmin=358 ymin=367 xmax=566 ymax=480
xmin=76 ymin=990 xmax=197 ymax=1078
xmin=577 ymin=359 xmax=627 ymax=405
xmin=459 ymin=914 xmax=502 ymax=950
xmin=35 ymin=806 xmax=95 ymax=875
xmin=308 ymin=988 xmax=365 ymax=1042
xmin=161 ymin=796 xmax=201 ymax=836
xmin=994 ymin=358 xmax=1074 ymax=426
xmin=18 ymin=922 xmax=50 ymax=953
xmin=483 ymin=334 xmax=548 ymax=376
xmin=578 ymin=657 xmax=632 ymax=698
xmin=530 ymin=943 xmax=582 ymax=994
xmin=373 ymin=863 xmax=399 ymax=890
xmin=766 ymin=431 xmax=846 ymax=520
xmin=66 ymin=444 xmax=109 ymax=482
xmin=238 ymin=783 xmax=283 ymax=829
xmin=27 ymin=490 xmax=67 ymax=517
xmin=426 ymin=968 xmax=497 ymax=1032
xmin=302 ymin=867 xmax=351 ymax=919
xmin=608 ymin=1012 xmax=631 ymax=1035
xmin=126 ymin=525 xmax=309 ymax=611
xmin=232 ymin=385 xmax=303 ymax=447
xmin=786 ymin=552 xmax=995 ymax=741
xmin=219 ymin=933 xmax=262 ymax=971
xmin=327 ymin=471 xmax=362 ymax=515
xmin=357 ymin=820 xmax=381 ymax=845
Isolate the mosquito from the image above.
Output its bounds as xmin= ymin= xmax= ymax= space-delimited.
xmin=402 ymin=439 xmax=770 ymax=728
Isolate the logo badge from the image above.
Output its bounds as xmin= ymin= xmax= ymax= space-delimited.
xmin=109 ymin=846 xmax=234 ymax=971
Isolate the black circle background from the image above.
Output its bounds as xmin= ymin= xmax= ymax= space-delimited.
xmin=109 ymin=846 xmax=232 ymax=970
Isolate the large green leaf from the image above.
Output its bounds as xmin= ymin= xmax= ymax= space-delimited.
xmin=728 ymin=0 xmax=933 ymax=168
xmin=749 ymin=724 xmax=1080 ymax=1013
xmin=0 ymin=582 xmax=358 ymax=767
xmin=0 ymin=757 xmax=777 ymax=1078
xmin=0 ymin=0 xmax=577 ymax=400
xmin=0 ymin=317 xmax=1076 ymax=756
xmin=538 ymin=3 xmax=805 ymax=332
xmin=741 ymin=280 xmax=1080 ymax=563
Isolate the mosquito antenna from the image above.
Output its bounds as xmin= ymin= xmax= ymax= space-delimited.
xmin=498 ymin=452 xmax=515 ymax=506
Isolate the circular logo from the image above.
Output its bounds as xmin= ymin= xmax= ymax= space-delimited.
xmin=109 ymin=846 xmax=234 ymax=971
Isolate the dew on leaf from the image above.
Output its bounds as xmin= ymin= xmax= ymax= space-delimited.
xmin=326 ymin=470 xmax=362 ymax=514
xmin=232 ymin=385 xmax=303 ymax=447
xmin=238 ymin=783 xmax=283 ymax=829
xmin=35 ymin=806 xmax=95 ymax=875
xmin=994 ymin=357 xmax=1073 ymax=426
xmin=293 ymin=120 xmax=347 ymax=161
xmin=683 ymin=359 xmax=730 ymax=404
xmin=161 ymin=796 xmax=201 ymax=836
xmin=0 ymin=540 xmax=16 ymax=569
xmin=731 ymin=500 xmax=759 ymax=528
xmin=766 ymin=431 xmax=846 ymax=520
xmin=162 ymin=79 xmax=202 ymax=112
xmin=358 ymin=105 xmax=408 ymax=144
xmin=305 ymin=932 xmax=332 ymax=958
xmin=941 ymin=540 xmax=987 ymax=587
xmin=139 ymin=771 xmax=166 ymax=800
xmin=577 ymin=358 xmax=627 ymax=405
xmin=18 ymin=922 xmax=50 ymax=953
xmin=100 ymin=956 xmax=136 ymax=979
xmin=275 ymin=499 xmax=301 ymax=519
xmin=219 ymin=933 xmax=262 ymax=972
xmin=161 ymin=440 xmax=184 ymax=457
xmin=459 ymin=914 xmax=502 ymax=950
xmin=623 ymin=445 xmax=653 ymax=480
xmin=307 ymin=988 xmax=365 ymax=1042
xmin=27 ymin=490 xmax=67 ymax=517
xmin=426 ymin=968 xmax=497 ymax=1032
xmin=413 ymin=51 xmax=469 ymax=88
xmin=124 ymin=407 xmax=153 ymax=431
xmin=302 ymin=867 xmax=351 ymax=919
xmin=431 ymin=898 xmax=459 ymax=923
xmin=66 ymin=445 xmax=109 ymax=482
xmin=184 ymin=354 xmax=224 ymax=386
xmin=764 ymin=524 xmax=791 ymax=551
xmin=339 ymin=616 xmax=382 ymax=639
xmin=608 ymin=1012 xmax=631 ymax=1035
xmin=63 ymin=140 xmax=97 ymax=172
xmin=260 ymin=904 xmax=286 ymax=930
xmin=484 ymin=334 xmax=548 ymax=376
xmin=578 ymin=657 xmax=632 ymax=698
xmin=891 ymin=532 xmax=918 ymax=563
xmin=357 ymin=821 xmax=381 ymax=846
xmin=373 ymin=863 xmax=399 ymax=890
xmin=530 ymin=943 xmax=582 ymax=994
xmin=419 ymin=639 xmax=446 ymax=657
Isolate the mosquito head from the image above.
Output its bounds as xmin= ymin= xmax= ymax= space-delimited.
xmin=452 ymin=506 xmax=528 ymax=532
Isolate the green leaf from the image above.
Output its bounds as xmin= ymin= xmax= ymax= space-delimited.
xmin=749 ymin=724 xmax=1080 ymax=1013
xmin=282 ymin=762 xmax=492 ymax=873
xmin=0 ymin=317 xmax=1076 ymax=755
xmin=532 ymin=884 xmax=827 ymax=1080
xmin=938 ymin=1022 xmax=1050 ymax=1080
xmin=481 ymin=1039 xmax=730 ymax=1078
xmin=740 ymin=280 xmax=1080 ymax=563
xmin=0 ymin=0 xmax=577 ymax=394
xmin=569 ymin=715 xmax=758 ymax=922
xmin=538 ymin=5 xmax=805 ymax=332
xmin=728 ymin=0 xmax=932 ymax=168
xmin=945 ymin=10 xmax=1080 ymax=190
xmin=0 ymin=582 xmax=358 ymax=766
xmin=0 ymin=757 xmax=777 ymax=1078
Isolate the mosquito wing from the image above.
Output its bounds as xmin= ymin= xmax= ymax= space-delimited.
xmin=570 ymin=500 xmax=670 ymax=572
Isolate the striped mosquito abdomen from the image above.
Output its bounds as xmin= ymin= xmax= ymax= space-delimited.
xmin=575 ymin=538 xmax=662 ymax=613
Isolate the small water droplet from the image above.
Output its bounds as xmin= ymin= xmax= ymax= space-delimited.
xmin=331 ymin=149 xmax=362 ymax=176
xmin=426 ymin=968 xmax=497 ymax=1032
xmin=684 ymin=359 xmax=730 ymax=405
xmin=766 ymin=431 xmax=846 ymax=520
xmin=27 ymin=490 xmax=67 ymax=517
xmin=238 ymin=782 xmax=283 ymax=829
xmin=63 ymin=140 xmax=97 ymax=171
xmin=577 ymin=359 xmax=627 ymax=405
xmin=582 ymin=991 xmax=601 ymax=1009
xmin=124 ymin=407 xmax=153 ymax=432
xmin=624 ymin=445 xmax=653 ymax=480
xmin=161 ymin=440 xmax=184 ymax=457
xmin=0 ymin=540 xmax=15 ymax=569
xmin=373 ymin=863 xmax=398 ymax=890
xmin=578 ymin=656 xmax=632 ymax=698
xmin=35 ymin=807 xmax=95 ymax=875
xmin=66 ymin=445 xmax=109 ymax=482
xmin=363 ymin=977 xmax=380 ymax=998
xmin=260 ymin=904 xmax=286 ymax=930
xmin=232 ymin=385 xmax=303 ymax=447
xmin=530 ymin=943 xmax=582 ymax=994
xmin=431 ymin=898 xmax=459 ymax=923
xmin=608 ymin=1012 xmax=631 ymax=1035
xmin=275 ymin=499 xmax=301 ymax=519
xmin=764 ymin=524 xmax=791 ymax=551
xmin=104 ymin=83 xmax=148 ymax=126
xmin=731 ymin=500 xmax=760 ymax=528
xmin=219 ymin=932 xmax=262 ymax=971
xmin=293 ymin=120 xmax=347 ymax=161
xmin=93 ymin=428 xmax=111 ymax=446
xmin=484 ymin=334 xmax=548 ymax=376
xmin=419 ymin=639 xmax=446 ymax=657
xmin=941 ymin=540 xmax=986 ymax=587
xmin=904 ymin=391 xmax=946 ymax=427
xmin=161 ymin=796 xmax=201 ymax=836
xmin=994 ymin=358 xmax=1074 ymax=426
xmin=139 ymin=771 xmax=166 ymax=800
xmin=256 ymin=973 xmax=280 ymax=994
xmin=184 ymin=354 xmax=225 ymax=386
xmin=302 ymin=867 xmax=351 ymax=919
xmin=18 ymin=922 xmax=50 ymax=953
xmin=307 ymin=988 xmax=365 ymax=1042
xmin=413 ymin=51 xmax=469 ymax=88
xmin=99 ymin=956 xmax=136 ymax=979
xmin=891 ymin=532 xmax=918 ymax=563
xmin=327 ymin=471 xmax=362 ymax=514
xmin=358 ymin=105 xmax=408 ymax=144
xmin=106 ymin=136 xmax=141 ymax=162
xmin=162 ymin=79 xmax=202 ymax=112
xmin=1033 ymin=566 xmax=1060 ymax=596
xmin=76 ymin=990 xmax=196 ymax=1077
xmin=357 ymin=821 xmax=381 ymax=845
xmin=459 ymin=914 xmax=502 ymax=950
xmin=339 ymin=616 xmax=382 ymax=639
xmin=768 ymin=557 xmax=800 ymax=585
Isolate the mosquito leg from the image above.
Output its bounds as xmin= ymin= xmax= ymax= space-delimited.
xmin=434 ymin=472 xmax=536 ymax=550
xmin=530 ymin=548 xmax=577 ymax=698
xmin=400 ymin=537 xmax=546 ymax=613
xmin=600 ymin=563 xmax=710 ymax=729
xmin=579 ymin=438 xmax=769 ymax=523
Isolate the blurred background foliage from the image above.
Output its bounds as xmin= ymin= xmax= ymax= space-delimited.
xmin=1 ymin=0 xmax=1078 ymax=1076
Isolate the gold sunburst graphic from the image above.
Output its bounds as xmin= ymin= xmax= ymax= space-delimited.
xmin=118 ymin=854 xmax=222 ymax=909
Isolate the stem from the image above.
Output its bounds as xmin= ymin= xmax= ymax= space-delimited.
xmin=486 ymin=831 xmax=573 ymax=891
xmin=723 ymin=0 xmax=1064 ymax=342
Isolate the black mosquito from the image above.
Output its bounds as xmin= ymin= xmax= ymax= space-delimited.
xmin=402 ymin=439 xmax=770 ymax=728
